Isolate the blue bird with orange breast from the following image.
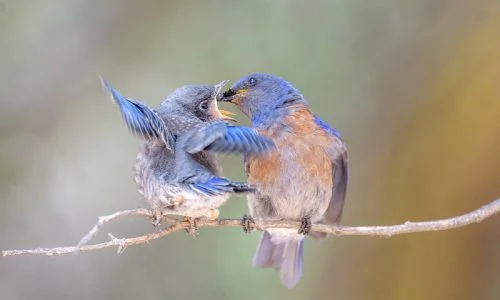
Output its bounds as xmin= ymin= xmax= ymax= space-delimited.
xmin=219 ymin=73 xmax=349 ymax=288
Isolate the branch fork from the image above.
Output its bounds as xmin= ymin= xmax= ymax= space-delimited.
xmin=2 ymin=198 xmax=499 ymax=257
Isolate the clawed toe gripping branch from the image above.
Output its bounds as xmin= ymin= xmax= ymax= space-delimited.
xmin=298 ymin=216 xmax=312 ymax=235
xmin=242 ymin=214 xmax=255 ymax=233
xmin=2 ymin=198 xmax=500 ymax=257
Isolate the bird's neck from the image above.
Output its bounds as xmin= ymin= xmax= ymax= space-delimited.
xmin=251 ymin=94 xmax=309 ymax=129
xmin=162 ymin=111 xmax=200 ymax=136
xmin=251 ymin=102 xmax=311 ymax=130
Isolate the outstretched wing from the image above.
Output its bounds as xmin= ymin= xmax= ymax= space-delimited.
xmin=101 ymin=78 xmax=175 ymax=151
xmin=181 ymin=121 xmax=275 ymax=155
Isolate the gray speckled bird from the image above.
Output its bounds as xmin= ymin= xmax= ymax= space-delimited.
xmin=102 ymin=79 xmax=274 ymax=228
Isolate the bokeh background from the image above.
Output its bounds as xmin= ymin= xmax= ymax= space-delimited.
xmin=1 ymin=1 xmax=499 ymax=299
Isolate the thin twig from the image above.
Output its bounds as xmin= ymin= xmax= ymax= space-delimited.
xmin=75 ymin=208 xmax=152 ymax=250
xmin=2 ymin=198 xmax=499 ymax=257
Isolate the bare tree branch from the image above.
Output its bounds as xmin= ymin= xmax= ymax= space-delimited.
xmin=2 ymin=198 xmax=499 ymax=257
xmin=75 ymin=208 xmax=152 ymax=250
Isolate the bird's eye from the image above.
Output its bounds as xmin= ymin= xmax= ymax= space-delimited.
xmin=248 ymin=77 xmax=257 ymax=86
xmin=199 ymin=100 xmax=209 ymax=110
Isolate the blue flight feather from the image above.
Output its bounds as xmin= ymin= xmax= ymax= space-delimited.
xmin=204 ymin=125 xmax=274 ymax=154
xmin=190 ymin=177 xmax=245 ymax=196
xmin=101 ymin=78 xmax=175 ymax=151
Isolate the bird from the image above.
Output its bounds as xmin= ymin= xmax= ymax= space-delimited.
xmin=101 ymin=78 xmax=275 ymax=233
xmin=219 ymin=73 xmax=349 ymax=288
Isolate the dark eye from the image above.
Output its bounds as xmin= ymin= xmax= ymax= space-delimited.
xmin=248 ymin=77 xmax=257 ymax=86
xmin=199 ymin=100 xmax=209 ymax=110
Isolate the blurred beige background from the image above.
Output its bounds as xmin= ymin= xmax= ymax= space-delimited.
xmin=1 ymin=1 xmax=499 ymax=299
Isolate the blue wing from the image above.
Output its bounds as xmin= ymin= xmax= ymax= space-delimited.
xmin=311 ymin=116 xmax=348 ymax=239
xmin=207 ymin=126 xmax=275 ymax=154
xmin=323 ymin=149 xmax=349 ymax=224
xmin=314 ymin=115 xmax=341 ymax=139
xmin=190 ymin=177 xmax=254 ymax=196
xmin=101 ymin=78 xmax=175 ymax=151
xmin=182 ymin=122 xmax=275 ymax=155
xmin=315 ymin=115 xmax=348 ymax=225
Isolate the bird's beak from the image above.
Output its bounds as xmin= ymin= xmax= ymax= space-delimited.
xmin=214 ymin=80 xmax=230 ymax=94
xmin=218 ymin=88 xmax=247 ymax=104
xmin=219 ymin=109 xmax=237 ymax=122
xmin=211 ymin=106 xmax=237 ymax=122
xmin=212 ymin=83 xmax=238 ymax=122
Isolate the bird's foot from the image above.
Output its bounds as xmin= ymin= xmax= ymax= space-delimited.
xmin=298 ymin=216 xmax=312 ymax=235
xmin=183 ymin=216 xmax=198 ymax=237
xmin=209 ymin=209 xmax=219 ymax=221
xmin=241 ymin=214 xmax=255 ymax=233
xmin=172 ymin=195 xmax=185 ymax=208
xmin=151 ymin=209 xmax=163 ymax=228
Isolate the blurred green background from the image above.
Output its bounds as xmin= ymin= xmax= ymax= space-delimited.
xmin=1 ymin=1 xmax=499 ymax=299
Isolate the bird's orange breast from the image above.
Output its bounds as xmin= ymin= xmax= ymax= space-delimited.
xmin=247 ymin=107 xmax=333 ymax=188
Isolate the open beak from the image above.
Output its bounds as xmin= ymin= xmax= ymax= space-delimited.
xmin=219 ymin=88 xmax=236 ymax=102
xmin=211 ymin=106 xmax=237 ymax=122
xmin=212 ymin=80 xmax=238 ymax=122
xmin=219 ymin=109 xmax=237 ymax=122
xmin=218 ymin=88 xmax=247 ymax=103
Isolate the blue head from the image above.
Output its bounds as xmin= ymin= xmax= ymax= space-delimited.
xmin=219 ymin=73 xmax=306 ymax=126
